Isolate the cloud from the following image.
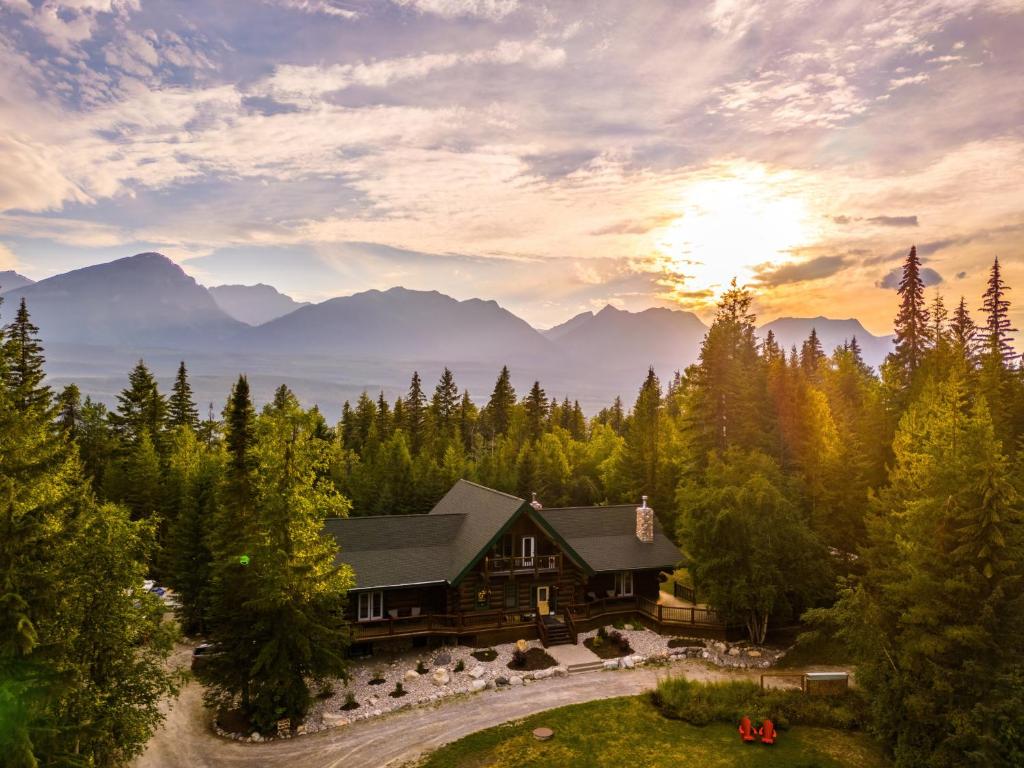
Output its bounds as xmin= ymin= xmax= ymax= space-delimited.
xmin=834 ymin=214 xmax=919 ymax=227
xmin=392 ymin=0 xmax=519 ymax=20
xmin=753 ymin=255 xmax=851 ymax=287
xmin=877 ymin=265 xmax=944 ymax=289
xmin=272 ymin=0 xmax=360 ymax=18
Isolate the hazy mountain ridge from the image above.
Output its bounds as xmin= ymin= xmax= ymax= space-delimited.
xmin=0 ymin=270 xmax=35 ymax=293
xmin=757 ymin=315 xmax=893 ymax=369
xmin=0 ymin=252 xmax=898 ymax=416
xmin=209 ymin=283 xmax=310 ymax=325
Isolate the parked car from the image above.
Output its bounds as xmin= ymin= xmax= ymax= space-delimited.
xmin=191 ymin=643 xmax=221 ymax=673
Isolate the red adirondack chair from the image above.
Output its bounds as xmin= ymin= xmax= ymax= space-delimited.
xmin=759 ymin=718 xmax=776 ymax=745
xmin=738 ymin=716 xmax=756 ymax=743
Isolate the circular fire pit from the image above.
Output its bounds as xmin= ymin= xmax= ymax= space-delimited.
xmin=532 ymin=727 xmax=554 ymax=742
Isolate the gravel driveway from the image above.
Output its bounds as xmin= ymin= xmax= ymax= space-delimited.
xmin=134 ymin=658 xmax=813 ymax=768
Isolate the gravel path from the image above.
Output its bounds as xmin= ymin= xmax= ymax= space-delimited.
xmin=134 ymin=655 xmax=843 ymax=768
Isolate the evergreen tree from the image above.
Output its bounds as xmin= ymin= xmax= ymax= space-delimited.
xmin=56 ymin=383 xmax=82 ymax=441
xmin=950 ymin=296 xmax=978 ymax=363
xmin=168 ymin=361 xmax=200 ymax=430
xmin=523 ymin=381 xmax=548 ymax=442
xmin=375 ymin=391 xmax=391 ymax=440
xmin=615 ymin=368 xmax=666 ymax=514
xmin=404 ymin=371 xmax=427 ymax=454
xmin=111 ymin=360 xmax=167 ymax=448
xmin=123 ymin=430 xmax=162 ymax=521
xmin=3 ymin=298 xmax=50 ymax=415
xmin=431 ymin=367 xmax=459 ymax=445
xmin=458 ymin=390 xmax=477 ymax=453
xmin=888 ymin=245 xmax=932 ymax=385
xmin=799 ymin=328 xmax=825 ymax=376
xmin=980 ymin=256 xmax=1018 ymax=365
xmin=484 ymin=365 xmax=516 ymax=438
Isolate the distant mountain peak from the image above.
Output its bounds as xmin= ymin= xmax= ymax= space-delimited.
xmin=0 ymin=270 xmax=35 ymax=294
xmin=208 ymin=283 xmax=310 ymax=326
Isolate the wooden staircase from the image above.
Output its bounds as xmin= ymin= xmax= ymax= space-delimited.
xmin=537 ymin=614 xmax=576 ymax=648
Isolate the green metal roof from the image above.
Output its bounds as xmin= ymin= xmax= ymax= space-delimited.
xmin=326 ymin=481 xmax=683 ymax=590
xmin=537 ymin=505 xmax=683 ymax=573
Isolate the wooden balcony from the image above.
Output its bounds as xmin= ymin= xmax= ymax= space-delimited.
xmin=483 ymin=553 xmax=561 ymax=576
xmin=566 ymin=595 xmax=729 ymax=629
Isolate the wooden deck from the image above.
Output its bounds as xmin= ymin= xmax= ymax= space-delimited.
xmin=350 ymin=594 xmax=731 ymax=643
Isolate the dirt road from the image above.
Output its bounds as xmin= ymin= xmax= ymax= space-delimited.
xmin=134 ymin=659 xmax=828 ymax=768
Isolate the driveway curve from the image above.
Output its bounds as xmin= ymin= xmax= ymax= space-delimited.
xmin=134 ymin=661 xmax=829 ymax=768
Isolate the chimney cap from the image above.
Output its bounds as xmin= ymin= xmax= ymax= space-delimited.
xmin=530 ymin=492 xmax=543 ymax=510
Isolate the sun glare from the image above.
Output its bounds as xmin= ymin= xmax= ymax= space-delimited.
xmin=654 ymin=164 xmax=820 ymax=303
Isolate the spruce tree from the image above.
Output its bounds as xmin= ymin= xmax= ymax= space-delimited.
xmin=484 ymin=365 xmax=516 ymax=438
xmin=375 ymin=391 xmax=391 ymax=440
xmin=404 ymin=371 xmax=427 ymax=454
xmin=431 ymin=367 xmax=459 ymax=444
xmin=615 ymin=368 xmax=665 ymax=513
xmin=799 ymin=328 xmax=825 ymax=376
xmin=111 ymin=360 xmax=167 ymax=448
xmin=168 ymin=361 xmax=200 ymax=430
xmin=950 ymin=296 xmax=977 ymax=363
xmin=523 ymin=381 xmax=548 ymax=442
xmin=980 ymin=256 xmax=1018 ymax=365
xmin=56 ymin=383 xmax=82 ymax=441
xmin=888 ymin=245 xmax=931 ymax=384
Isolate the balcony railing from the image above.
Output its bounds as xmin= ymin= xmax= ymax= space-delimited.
xmin=483 ymin=553 xmax=561 ymax=575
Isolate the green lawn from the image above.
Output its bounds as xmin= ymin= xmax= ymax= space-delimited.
xmin=415 ymin=696 xmax=888 ymax=768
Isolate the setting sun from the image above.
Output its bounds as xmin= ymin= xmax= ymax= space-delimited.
xmin=654 ymin=165 xmax=820 ymax=301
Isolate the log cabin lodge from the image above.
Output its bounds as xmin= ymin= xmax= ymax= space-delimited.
xmin=327 ymin=479 xmax=731 ymax=654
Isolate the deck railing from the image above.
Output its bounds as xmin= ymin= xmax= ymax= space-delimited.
xmin=483 ymin=554 xmax=561 ymax=575
xmin=351 ymin=594 xmax=729 ymax=641
xmin=673 ymin=581 xmax=696 ymax=603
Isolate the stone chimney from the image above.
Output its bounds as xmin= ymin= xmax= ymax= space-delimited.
xmin=530 ymin=492 xmax=543 ymax=510
xmin=636 ymin=495 xmax=654 ymax=543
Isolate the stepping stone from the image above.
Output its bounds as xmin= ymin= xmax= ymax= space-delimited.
xmin=533 ymin=727 xmax=554 ymax=742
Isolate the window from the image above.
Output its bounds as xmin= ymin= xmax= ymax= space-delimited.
xmin=521 ymin=536 xmax=535 ymax=566
xmin=504 ymin=581 xmax=517 ymax=608
xmin=614 ymin=571 xmax=634 ymax=597
xmin=357 ymin=590 xmax=384 ymax=621
xmin=498 ymin=534 xmax=514 ymax=557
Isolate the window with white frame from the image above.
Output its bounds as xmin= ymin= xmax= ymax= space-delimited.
xmin=521 ymin=536 xmax=535 ymax=566
xmin=614 ymin=571 xmax=634 ymax=597
xmin=357 ymin=590 xmax=384 ymax=621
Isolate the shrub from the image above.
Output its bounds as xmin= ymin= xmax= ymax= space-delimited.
xmin=651 ymin=676 xmax=867 ymax=731
xmin=369 ymin=667 xmax=386 ymax=685
xmin=454 ymin=659 xmax=465 ymax=672
xmin=341 ymin=692 xmax=359 ymax=711
xmin=390 ymin=682 xmax=407 ymax=698
xmin=315 ymin=683 xmax=335 ymax=700
xmin=597 ymin=626 xmax=608 ymax=640
xmin=507 ymin=648 xmax=557 ymax=671
xmin=416 ymin=660 xmax=429 ymax=675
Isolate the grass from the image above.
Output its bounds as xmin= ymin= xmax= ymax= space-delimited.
xmin=414 ymin=696 xmax=889 ymax=768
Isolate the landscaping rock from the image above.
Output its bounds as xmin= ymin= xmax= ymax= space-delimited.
xmin=748 ymin=650 xmax=762 ymax=658
xmin=434 ymin=651 xmax=451 ymax=666
xmin=516 ymin=639 xmax=528 ymax=652
xmin=404 ymin=669 xmax=420 ymax=681
xmin=553 ymin=666 xmax=568 ymax=677
xmin=631 ymin=655 xmax=646 ymax=666
xmin=470 ymin=679 xmax=487 ymax=692
xmin=322 ymin=712 xmax=346 ymax=728
xmin=250 ymin=732 xmax=263 ymax=743
xmin=431 ymin=668 xmax=450 ymax=687
xmin=620 ymin=656 xmax=635 ymax=669
xmin=533 ymin=668 xmax=553 ymax=680
xmin=468 ymin=666 xmax=486 ymax=679
xmin=495 ymin=676 xmax=510 ymax=686
xmin=714 ymin=642 xmax=727 ymax=653
xmin=509 ymin=675 xmax=524 ymax=686
xmin=728 ymin=647 xmax=741 ymax=657
xmin=603 ymin=660 xmax=619 ymax=670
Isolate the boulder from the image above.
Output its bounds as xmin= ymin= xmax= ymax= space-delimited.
xmin=713 ymin=642 xmax=727 ymax=653
xmin=434 ymin=651 xmax=452 ymax=666
xmin=631 ymin=655 xmax=646 ymax=666
xmin=533 ymin=668 xmax=553 ymax=680
xmin=603 ymin=660 xmax=620 ymax=670
xmin=516 ymin=639 xmax=529 ymax=652
xmin=322 ymin=712 xmax=346 ymax=728
xmin=748 ymin=650 xmax=762 ymax=658
xmin=728 ymin=648 xmax=741 ymax=657
xmin=250 ymin=732 xmax=263 ymax=743
xmin=553 ymin=666 xmax=568 ymax=677
xmin=620 ymin=656 xmax=635 ymax=669
xmin=470 ymin=679 xmax=487 ymax=692
xmin=509 ymin=675 xmax=524 ymax=686
xmin=495 ymin=676 xmax=510 ymax=686
xmin=404 ymin=669 xmax=420 ymax=681
xmin=431 ymin=668 xmax=450 ymax=686
xmin=468 ymin=665 xmax=486 ymax=679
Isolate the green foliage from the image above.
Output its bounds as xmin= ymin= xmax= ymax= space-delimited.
xmin=678 ymin=448 xmax=832 ymax=642
xmin=652 ymin=677 xmax=868 ymax=731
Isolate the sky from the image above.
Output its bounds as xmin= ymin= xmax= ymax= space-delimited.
xmin=0 ymin=0 xmax=1022 ymax=334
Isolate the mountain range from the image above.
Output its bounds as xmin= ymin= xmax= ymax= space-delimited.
xmin=0 ymin=253 xmax=895 ymax=417
xmin=0 ymin=270 xmax=34 ymax=293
